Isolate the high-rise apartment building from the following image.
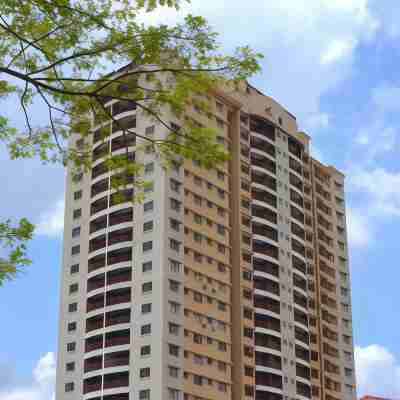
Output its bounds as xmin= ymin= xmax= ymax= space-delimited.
xmin=56 ymin=67 xmax=356 ymax=400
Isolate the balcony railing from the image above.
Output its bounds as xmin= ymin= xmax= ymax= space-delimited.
xmin=255 ymin=371 xmax=282 ymax=389
xmin=103 ymin=372 xmax=129 ymax=389
xmin=85 ymin=335 xmax=103 ymax=352
xmin=255 ymin=351 xmax=282 ymax=370
xmin=86 ymin=315 xmax=104 ymax=332
xmin=251 ymin=136 xmax=276 ymax=158
xmin=108 ymin=228 xmax=133 ymax=246
xmin=105 ymin=329 xmax=130 ymax=347
xmin=254 ymin=313 xmax=281 ymax=332
xmin=109 ymin=208 xmax=133 ymax=226
xmin=250 ymin=116 xmax=275 ymax=142
xmin=83 ymin=377 xmax=102 ymax=394
xmin=252 ymin=204 xmax=277 ymax=225
xmin=254 ymin=277 xmax=280 ymax=296
xmin=87 ymin=274 xmax=105 ymax=292
xmin=253 ymin=257 xmax=279 ymax=277
xmin=90 ymin=215 xmax=107 ymax=234
xmin=84 ymin=356 xmax=102 ymax=373
xmin=107 ymin=268 xmax=132 ymax=285
xmin=255 ymin=332 xmax=281 ymax=351
xmin=105 ymin=309 xmax=131 ymax=327
xmin=106 ymin=288 xmax=131 ymax=306
xmin=104 ymin=351 xmax=130 ymax=368
xmin=254 ymin=295 xmax=280 ymax=314
xmin=91 ymin=178 xmax=109 ymax=198
xmin=107 ymin=248 xmax=132 ymax=266
xmin=88 ymin=254 xmax=106 ymax=273
xmin=251 ymin=154 xmax=276 ymax=174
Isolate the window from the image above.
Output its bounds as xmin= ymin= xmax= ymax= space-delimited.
xmin=69 ymin=283 xmax=78 ymax=294
xmin=73 ymin=209 xmax=81 ymax=219
xmin=168 ymin=388 xmax=180 ymax=400
xmin=193 ymin=213 xmax=202 ymax=224
xmin=71 ymin=245 xmax=80 ymax=255
xmin=143 ymin=221 xmax=154 ymax=232
xmin=169 ymin=366 xmax=179 ymax=378
xmin=169 ymin=259 xmax=181 ymax=273
xmin=194 ymin=195 xmax=202 ymax=206
xmin=142 ymin=303 xmax=152 ymax=314
xmin=169 ymin=301 xmax=181 ymax=314
xmin=193 ymin=292 xmax=203 ymax=303
xmin=70 ymin=264 xmax=79 ymax=274
xmin=67 ymin=322 xmax=76 ymax=332
xmin=193 ymin=333 xmax=203 ymax=344
xmin=145 ymin=162 xmax=154 ymax=174
xmin=169 ymin=280 xmax=180 ymax=292
xmin=68 ymin=303 xmax=78 ymax=312
xmin=194 ymin=176 xmax=202 ymax=187
xmin=170 ymin=239 xmax=181 ymax=252
xmin=142 ymin=282 xmax=152 ymax=293
xmin=73 ymin=190 xmax=82 ymax=200
xmin=140 ymin=367 xmax=151 ymax=378
xmin=139 ymin=389 xmax=150 ymax=400
xmin=141 ymin=324 xmax=151 ymax=335
xmin=193 ymin=232 xmax=202 ymax=243
xmin=141 ymin=345 xmax=151 ymax=356
xmin=145 ymin=125 xmax=155 ymax=135
xmin=66 ymin=362 xmax=75 ymax=372
xmin=144 ymin=182 xmax=154 ymax=193
xmin=169 ymin=344 xmax=180 ymax=357
xmin=144 ymin=200 xmax=154 ymax=212
xmin=65 ymin=382 xmax=74 ymax=392
xmin=193 ymin=375 xmax=203 ymax=386
xmin=170 ymin=179 xmax=181 ymax=193
xmin=170 ymin=198 xmax=181 ymax=212
xmin=170 ymin=218 xmax=180 ymax=232
xmin=142 ymin=261 xmax=152 ymax=273
xmin=169 ymin=322 xmax=180 ymax=335
xmin=72 ymin=172 xmax=83 ymax=182
xmin=218 ymin=301 xmax=226 ymax=311
xmin=217 ymin=224 xmax=225 ymax=236
xmin=72 ymin=226 xmax=81 ymax=238
xmin=194 ymin=354 xmax=204 ymax=365
xmin=143 ymin=241 xmax=153 ymax=252
xmin=218 ymin=342 xmax=227 ymax=352
xmin=67 ymin=342 xmax=76 ymax=352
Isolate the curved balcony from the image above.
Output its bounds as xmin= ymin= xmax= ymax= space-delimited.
xmin=111 ymin=133 xmax=136 ymax=152
xmin=255 ymin=371 xmax=282 ymax=390
xmin=91 ymin=196 xmax=108 ymax=216
xmin=85 ymin=334 xmax=104 ymax=353
xmin=288 ymin=136 xmax=302 ymax=160
xmin=105 ymin=329 xmax=131 ymax=348
xmin=295 ymin=326 xmax=309 ymax=346
xmin=255 ymin=332 xmax=281 ymax=352
xmin=291 ymin=205 xmax=305 ymax=225
xmin=91 ymin=178 xmax=109 ymax=198
xmin=88 ymin=254 xmax=106 ymax=273
xmin=112 ymin=99 xmax=136 ymax=116
xmin=296 ymin=344 xmax=311 ymax=364
xmin=253 ymin=222 xmax=278 ymax=243
xmin=255 ymin=390 xmax=283 ymax=400
xmin=252 ymin=204 xmax=277 ymax=226
xmin=254 ymin=294 xmax=280 ymax=316
xmin=251 ymin=135 xmax=276 ymax=158
xmin=255 ymin=313 xmax=281 ymax=334
xmin=250 ymin=116 xmax=276 ymax=143
xmin=253 ymin=257 xmax=279 ymax=279
xmin=253 ymin=239 xmax=279 ymax=261
xmin=93 ymin=142 xmax=109 ymax=162
xmin=252 ymin=170 xmax=277 ymax=192
xmin=254 ymin=276 xmax=280 ymax=297
xmin=294 ymin=309 xmax=309 ymax=329
xmin=251 ymin=153 xmax=276 ymax=175
xmin=255 ymin=352 xmax=282 ymax=372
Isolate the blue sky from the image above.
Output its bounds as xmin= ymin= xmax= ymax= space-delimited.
xmin=1 ymin=0 xmax=400 ymax=398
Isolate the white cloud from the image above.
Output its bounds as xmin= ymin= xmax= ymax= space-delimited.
xmin=138 ymin=0 xmax=381 ymax=128
xmin=0 ymin=353 xmax=55 ymax=400
xmin=320 ymin=38 xmax=357 ymax=65
xmin=35 ymin=200 xmax=65 ymax=237
xmin=346 ymin=208 xmax=371 ymax=246
xmin=351 ymin=168 xmax=400 ymax=216
xmin=355 ymin=344 xmax=400 ymax=398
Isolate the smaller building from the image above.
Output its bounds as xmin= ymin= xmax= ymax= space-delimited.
xmin=361 ymin=396 xmax=395 ymax=400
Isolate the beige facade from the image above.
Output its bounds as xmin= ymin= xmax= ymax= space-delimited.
xmin=56 ymin=68 xmax=356 ymax=400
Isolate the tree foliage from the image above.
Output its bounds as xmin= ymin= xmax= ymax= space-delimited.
xmin=0 ymin=0 xmax=262 ymax=283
